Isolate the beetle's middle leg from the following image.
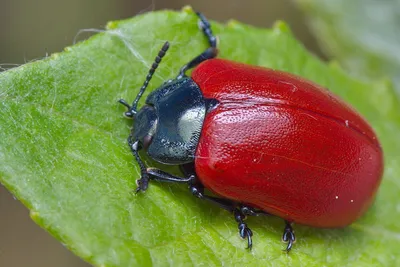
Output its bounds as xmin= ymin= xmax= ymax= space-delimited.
xmin=147 ymin=167 xmax=270 ymax=249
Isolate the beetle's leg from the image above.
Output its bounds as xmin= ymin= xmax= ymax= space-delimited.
xmin=177 ymin=12 xmax=218 ymax=79
xmin=128 ymin=137 xmax=150 ymax=193
xmin=188 ymin=182 xmax=237 ymax=212
xmin=148 ymin=167 xmax=263 ymax=249
xmin=147 ymin=168 xmax=195 ymax=183
xmin=180 ymin=163 xmax=271 ymax=216
xmin=234 ymin=208 xmax=254 ymax=249
xmin=282 ymin=220 xmax=296 ymax=252
xmin=188 ymin=182 xmax=254 ymax=249
xmin=147 ymin=168 xmax=235 ymax=209
xmin=197 ymin=12 xmax=217 ymax=48
xmin=178 ymin=164 xmax=237 ymax=210
xmin=148 ymin=168 xmax=252 ymax=212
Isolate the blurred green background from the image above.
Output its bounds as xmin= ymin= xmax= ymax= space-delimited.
xmin=4 ymin=0 xmax=398 ymax=266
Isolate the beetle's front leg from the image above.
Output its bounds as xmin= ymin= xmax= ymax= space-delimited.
xmin=127 ymin=137 xmax=151 ymax=193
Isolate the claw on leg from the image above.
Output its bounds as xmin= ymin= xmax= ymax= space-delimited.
xmin=135 ymin=175 xmax=149 ymax=194
xmin=282 ymin=221 xmax=296 ymax=252
xmin=234 ymin=209 xmax=253 ymax=250
xmin=238 ymin=222 xmax=253 ymax=250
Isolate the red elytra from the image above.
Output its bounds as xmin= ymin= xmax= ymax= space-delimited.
xmin=192 ymin=58 xmax=383 ymax=228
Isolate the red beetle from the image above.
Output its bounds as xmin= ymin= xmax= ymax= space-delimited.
xmin=119 ymin=12 xmax=383 ymax=251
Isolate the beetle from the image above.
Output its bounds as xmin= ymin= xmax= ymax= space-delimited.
xmin=118 ymin=12 xmax=383 ymax=251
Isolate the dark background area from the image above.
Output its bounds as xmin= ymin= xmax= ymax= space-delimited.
xmin=0 ymin=0 xmax=323 ymax=266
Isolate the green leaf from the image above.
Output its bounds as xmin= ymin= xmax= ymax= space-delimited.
xmin=1 ymin=7 xmax=399 ymax=267
xmin=295 ymin=0 xmax=400 ymax=94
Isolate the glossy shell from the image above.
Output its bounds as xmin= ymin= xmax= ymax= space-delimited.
xmin=192 ymin=59 xmax=383 ymax=228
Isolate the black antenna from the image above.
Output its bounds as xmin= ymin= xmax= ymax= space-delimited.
xmin=119 ymin=41 xmax=170 ymax=117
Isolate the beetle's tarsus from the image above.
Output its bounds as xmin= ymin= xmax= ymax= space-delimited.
xmin=135 ymin=176 xmax=149 ymax=194
xmin=189 ymin=185 xmax=204 ymax=198
xmin=239 ymin=223 xmax=253 ymax=250
xmin=282 ymin=221 xmax=296 ymax=252
xmin=234 ymin=209 xmax=253 ymax=250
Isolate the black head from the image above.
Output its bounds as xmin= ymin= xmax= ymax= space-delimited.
xmin=119 ymin=42 xmax=206 ymax=165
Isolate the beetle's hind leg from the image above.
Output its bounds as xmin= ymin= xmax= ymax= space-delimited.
xmin=234 ymin=208 xmax=254 ymax=249
xmin=282 ymin=221 xmax=296 ymax=252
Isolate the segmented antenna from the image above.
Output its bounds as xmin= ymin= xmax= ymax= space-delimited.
xmin=132 ymin=41 xmax=170 ymax=113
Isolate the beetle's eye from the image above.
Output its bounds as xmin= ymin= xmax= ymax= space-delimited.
xmin=142 ymin=135 xmax=153 ymax=151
